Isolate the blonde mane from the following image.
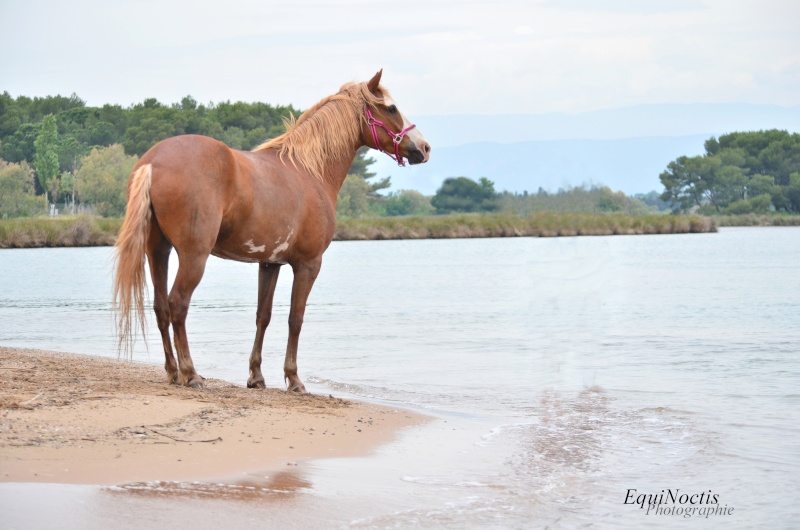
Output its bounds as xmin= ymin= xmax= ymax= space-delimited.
xmin=253 ymin=81 xmax=386 ymax=182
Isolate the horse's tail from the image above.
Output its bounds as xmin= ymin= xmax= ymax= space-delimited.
xmin=113 ymin=163 xmax=153 ymax=358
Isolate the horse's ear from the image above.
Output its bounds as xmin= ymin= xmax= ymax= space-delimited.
xmin=367 ymin=69 xmax=383 ymax=94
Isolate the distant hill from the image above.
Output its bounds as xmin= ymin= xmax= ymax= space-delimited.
xmin=376 ymin=103 xmax=800 ymax=195
xmin=377 ymin=135 xmax=709 ymax=195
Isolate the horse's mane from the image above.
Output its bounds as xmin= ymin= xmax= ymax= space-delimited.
xmin=253 ymin=81 xmax=386 ymax=182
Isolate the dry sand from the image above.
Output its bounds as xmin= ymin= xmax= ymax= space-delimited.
xmin=0 ymin=346 xmax=426 ymax=486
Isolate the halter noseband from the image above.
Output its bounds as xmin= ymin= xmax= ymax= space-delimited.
xmin=365 ymin=105 xmax=416 ymax=167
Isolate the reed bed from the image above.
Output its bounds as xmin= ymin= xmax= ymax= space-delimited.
xmin=712 ymin=214 xmax=800 ymax=227
xmin=0 ymin=216 xmax=122 ymax=248
xmin=0 ymin=213 xmax=716 ymax=249
xmin=333 ymin=213 xmax=716 ymax=240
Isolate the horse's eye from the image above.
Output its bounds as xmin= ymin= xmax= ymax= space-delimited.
xmin=387 ymin=105 xmax=397 ymax=114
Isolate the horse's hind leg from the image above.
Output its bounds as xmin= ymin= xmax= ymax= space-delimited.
xmin=284 ymin=258 xmax=322 ymax=393
xmin=248 ymin=263 xmax=281 ymax=389
xmin=146 ymin=220 xmax=178 ymax=384
xmin=168 ymin=251 xmax=210 ymax=388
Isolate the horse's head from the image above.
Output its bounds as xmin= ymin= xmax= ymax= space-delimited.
xmin=362 ymin=69 xmax=431 ymax=166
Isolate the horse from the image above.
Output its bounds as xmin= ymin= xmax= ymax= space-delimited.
xmin=113 ymin=70 xmax=430 ymax=391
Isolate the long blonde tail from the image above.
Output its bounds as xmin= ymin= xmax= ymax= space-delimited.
xmin=113 ymin=163 xmax=153 ymax=358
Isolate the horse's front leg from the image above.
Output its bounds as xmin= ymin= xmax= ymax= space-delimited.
xmin=247 ymin=263 xmax=281 ymax=389
xmin=284 ymin=259 xmax=321 ymax=393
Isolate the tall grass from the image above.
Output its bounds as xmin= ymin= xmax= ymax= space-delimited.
xmin=334 ymin=212 xmax=716 ymax=240
xmin=0 ymin=213 xmax=715 ymax=249
xmin=712 ymin=214 xmax=800 ymax=227
xmin=0 ymin=216 xmax=121 ymax=248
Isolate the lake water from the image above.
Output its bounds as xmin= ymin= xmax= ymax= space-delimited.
xmin=1 ymin=227 xmax=799 ymax=529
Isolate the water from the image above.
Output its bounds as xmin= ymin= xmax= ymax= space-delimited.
xmin=1 ymin=227 xmax=799 ymax=528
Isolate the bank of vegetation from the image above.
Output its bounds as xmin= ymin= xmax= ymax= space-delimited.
xmin=711 ymin=214 xmax=800 ymax=227
xmin=0 ymin=212 xmax=715 ymax=249
xmin=0 ymin=216 xmax=121 ymax=248
xmin=334 ymin=212 xmax=714 ymax=240
xmin=2 ymin=92 xmax=797 ymax=248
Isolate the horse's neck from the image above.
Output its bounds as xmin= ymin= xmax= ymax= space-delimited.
xmin=321 ymin=144 xmax=361 ymax=202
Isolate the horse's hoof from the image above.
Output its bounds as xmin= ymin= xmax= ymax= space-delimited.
xmin=288 ymin=384 xmax=307 ymax=394
xmin=247 ymin=380 xmax=265 ymax=389
xmin=182 ymin=375 xmax=204 ymax=389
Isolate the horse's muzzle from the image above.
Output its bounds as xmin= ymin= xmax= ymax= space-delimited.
xmin=407 ymin=140 xmax=431 ymax=165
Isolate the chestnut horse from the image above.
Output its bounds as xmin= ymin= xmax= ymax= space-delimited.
xmin=113 ymin=70 xmax=430 ymax=391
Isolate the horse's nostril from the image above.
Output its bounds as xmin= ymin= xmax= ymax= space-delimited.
xmin=424 ymin=143 xmax=431 ymax=153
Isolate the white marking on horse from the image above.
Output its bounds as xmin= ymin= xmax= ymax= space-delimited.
xmin=269 ymin=229 xmax=294 ymax=262
xmin=384 ymin=95 xmax=427 ymax=150
xmin=244 ymin=239 xmax=265 ymax=253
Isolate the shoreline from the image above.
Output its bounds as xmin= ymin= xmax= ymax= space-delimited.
xmin=0 ymin=347 xmax=428 ymax=486
xmin=0 ymin=213 xmax=720 ymax=249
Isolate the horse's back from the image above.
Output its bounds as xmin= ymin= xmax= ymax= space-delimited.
xmin=139 ymin=135 xmax=240 ymax=252
xmin=135 ymin=134 xmax=336 ymax=264
xmin=140 ymin=134 xmax=237 ymax=187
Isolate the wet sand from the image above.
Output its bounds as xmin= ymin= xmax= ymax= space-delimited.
xmin=0 ymin=347 xmax=426 ymax=485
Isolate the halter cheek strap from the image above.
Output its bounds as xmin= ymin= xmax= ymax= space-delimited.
xmin=365 ymin=106 xmax=416 ymax=167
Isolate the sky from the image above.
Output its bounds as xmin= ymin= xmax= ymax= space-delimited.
xmin=1 ymin=0 xmax=799 ymax=117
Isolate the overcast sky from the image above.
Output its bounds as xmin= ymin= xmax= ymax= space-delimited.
xmin=1 ymin=0 xmax=798 ymax=116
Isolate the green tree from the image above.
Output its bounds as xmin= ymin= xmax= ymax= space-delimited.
xmin=337 ymin=174 xmax=373 ymax=218
xmin=74 ymin=144 xmax=137 ymax=216
xmin=336 ymin=147 xmax=390 ymax=217
xmin=772 ymin=172 xmax=800 ymax=212
xmin=198 ymin=116 xmax=224 ymax=140
xmin=722 ymin=194 xmax=772 ymax=215
xmin=660 ymin=151 xmax=748 ymax=212
xmin=498 ymin=185 xmax=650 ymax=215
xmin=632 ymin=190 xmax=671 ymax=211
xmin=663 ymin=130 xmax=800 ymax=213
xmin=707 ymin=130 xmax=800 ymax=186
xmin=243 ymin=127 xmax=268 ymax=150
xmin=26 ymin=93 xmax=85 ymax=122
xmin=98 ymin=104 xmax=128 ymax=138
xmin=33 ymin=114 xmax=59 ymax=205
xmin=85 ymin=121 xmax=119 ymax=146
xmin=221 ymin=126 xmax=246 ymax=149
xmin=431 ymin=176 xmax=499 ymax=213
xmin=58 ymin=134 xmax=87 ymax=173
xmin=122 ymin=115 xmax=180 ymax=156
xmin=0 ymin=92 xmax=299 ymax=166
xmin=747 ymin=174 xmax=775 ymax=198
xmin=60 ymin=171 xmax=77 ymax=213
xmin=349 ymin=147 xmax=377 ymax=179
xmin=0 ymin=92 xmax=22 ymax=138
xmin=0 ymin=160 xmax=46 ymax=217
xmin=349 ymin=146 xmax=390 ymax=194
xmin=597 ymin=187 xmax=629 ymax=212
xmin=384 ymin=190 xmax=434 ymax=216
xmin=0 ymin=123 xmax=39 ymax=165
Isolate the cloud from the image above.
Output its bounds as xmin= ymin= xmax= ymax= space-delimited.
xmin=0 ymin=0 xmax=798 ymax=114
xmin=539 ymin=0 xmax=704 ymax=14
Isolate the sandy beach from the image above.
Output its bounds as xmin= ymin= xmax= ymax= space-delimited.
xmin=0 ymin=346 xmax=426 ymax=486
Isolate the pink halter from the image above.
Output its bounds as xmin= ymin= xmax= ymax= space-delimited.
xmin=365 ymin=105 xmax=416 ymax=167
